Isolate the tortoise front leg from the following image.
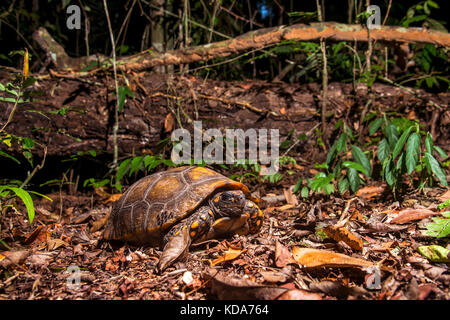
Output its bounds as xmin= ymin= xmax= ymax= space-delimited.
xmin=157 ymin=206 xmax=214 ymax=272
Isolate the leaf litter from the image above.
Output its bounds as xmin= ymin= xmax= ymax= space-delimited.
xmin=0 ymin=171 xmax=448 ymax=300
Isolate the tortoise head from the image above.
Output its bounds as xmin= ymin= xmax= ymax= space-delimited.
xmin=210 ymin=190 xmax=246 ymax=217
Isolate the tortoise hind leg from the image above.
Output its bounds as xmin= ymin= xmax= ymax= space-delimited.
xmin=157 ymin=206 xmax=214 ymax=272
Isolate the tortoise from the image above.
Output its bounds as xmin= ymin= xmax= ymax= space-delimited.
xmin=103 ymin=166 xmax=264 ymax=271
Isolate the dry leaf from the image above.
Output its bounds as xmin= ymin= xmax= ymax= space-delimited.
xmin=280 ymin=107 xmax=286 ymax=115
xmin=438 ymin=189 xmax=450 ymax=202
xmin=390 ymin=208 xmax=438 ymax=224
xmin=259 ymin=271 xmax=288 ymax=283
xmin=309 ymin=280 xmax=369 ymax=299
xmin=46 ymin=238 xmax=68 ymax=251
xmin=204 ymin=269 xmax=288 ymax=300
xmin=105 ymin=193 xmax=122 ymax=204
xmin=276 ymin=289 xmax=323 ymax=300
xmin=356 ymin=185 xmax=385 ymax=199
xmin=0 ymin=250 xmax=30 ymax=268
xmin=94 ymin=186 xmax=109 ymax=198
xmin=322 ymin=226 xmax=364 ymax=251
xmin=90 ymin=214 xmax=110 ymax=233
xmin=211 ymin=248 xmax=247 ymax=266
xmin=24 ymin=225 xmax=50 ymax=246
xmin=164 ymin=113 xmax=175 ymax=132
xmin=276 ymin=204 xmax=295 ymax=211
xmin=239 ymin=83 xmax=253 ymax=90
xmin=275 ymin=241 xmax=296 ymax=267
xmin=292 ymin=246 xmax=375 ymax=269
xmin=283 ymin=188 xmax=298 ymax=206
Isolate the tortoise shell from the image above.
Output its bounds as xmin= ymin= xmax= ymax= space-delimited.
xmin=103 ymin=166 xmax=254 ymax=246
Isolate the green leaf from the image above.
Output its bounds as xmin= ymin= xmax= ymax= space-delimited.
xmin=338 ymin=178 xmax=349 ymax=194
xmin=427 ymin=0 xmax=439 ymax=9
xmin=0 ymin=150 xmax=20 ymax=164
xmin=347 ymin=168 xmax=360 ymax=193
xmin=425 ymin=152 xmax=448 ymax=186
xmin=9 ymin=187 xmax=35 ymax=223
xmin=377 ymin=138 xmax=390 ymax=163
xmin=129 ymin=156 xmax=144 ymax=176
xmin=336 ymin=133 xmax=347 ymax=153
xmin=385 ymin=123 xmax=399 ymax=149
xmin=383 ymin=158 xmax=395 ymax=187
xmin=293 ymin=178 xmax=303 ymax=194
xmin=351 ymin=145 xmax=371 ymax=177
xmin=310 ymin=173 xmax=333 ymax=193
xmin=116 ymin=158 xmax=131 ymax=182
xmin=342 ymin=161 xmax=368 ymax=176
xmin=425 ymin=133 xmax=434 ymax=154
xmin=301 ymin=186 xmax=309 ymax=198
xmin=117 ymin=86 xmax=134 ymax=112
xmin=369 ymin=118 xmax=382 ymax=136
xmin=417 ymin=245 xmax=450 ymax=263
xmin=426 ymin=217 xmax=450 ymax=238
xmin=326 ymin=141 xmax=338 ymax=165
xmin=433 ymin=146 xmax=448 ymax=158
xmin=392 ymin=126 xmax=413 ymax=160
xmin=406 ymin=132 xmax=420 ymax=174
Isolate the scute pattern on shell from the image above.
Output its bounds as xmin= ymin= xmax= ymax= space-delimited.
xmin=103 ymin=166 xmax=250 ymax=245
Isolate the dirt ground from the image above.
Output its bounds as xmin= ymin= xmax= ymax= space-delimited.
xmin=0 ymin=169 xmax=449 ymax=300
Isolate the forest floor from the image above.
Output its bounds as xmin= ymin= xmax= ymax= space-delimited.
xmin=0 ymin=166 xmax=449 ymax=300
xmin=0 ymin=73 xmax=449 ymax=300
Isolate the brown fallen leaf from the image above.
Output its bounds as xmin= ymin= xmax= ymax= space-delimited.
xmin=24 ymin=225 xmax=50 ymax=246
xmin=283 ymin=188 xmax=298 ymax=206
xmin=438 ymin=189 xmax=450 ymax=202
xmin=292 ymin=246 xmax=377 ymax=269
xmin=204 ymin=269 xmax=288 ymax=300
xmin=309 ymin=280 xmax=369 ymax=299
xmin=322 ymin=225 xmax=364 ymax=251
xmin=390 ymin=208 xmax=438 ymax=224
xmin=276 ymin=289 xmax=323 ymax=300
xmin=363 ymin=220 xmax=408 ymax=233
xmin=164 ymin=113 xmax=175 ymax=132
xmin=275 ymin=241 xmax=296 ymax=267
xmin=259 ymin=271 xmax=289 ymax=283
xmin=47 ymin=238 xmax=68 ymax=251
xmin=211 ymin=247 xmax=247 ymax=266
xmin=90 ymin=213 xmax=110 ymax=233
xmin=356 ymin=185 xmax=386 ymax=199
xmin=0 ymin=250 xmax=30 ymax=268
xmin=104 ymin=193 xmax=122 ymax=204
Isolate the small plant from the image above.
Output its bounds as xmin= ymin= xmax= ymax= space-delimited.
xmin=369 ymin=115 xmax=448 ymax=193
xmin=425 ymin=200 xmax=450 ymax=238
xmin=0 ymin=49 xmax=49 ymax=225
xmin=113 ymin=154 xmax=175 ymax=192
xmin=302 ymin=121 xmax=371 ymax=196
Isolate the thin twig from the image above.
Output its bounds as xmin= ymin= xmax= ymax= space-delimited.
xmin=103 ymin=0 xmax=120 ymax=179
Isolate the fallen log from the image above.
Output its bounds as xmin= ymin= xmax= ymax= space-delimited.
xmin=32 ymin=22 xmax=450 ymax=73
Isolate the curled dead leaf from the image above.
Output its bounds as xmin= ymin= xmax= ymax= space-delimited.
xmin=292 ymin=246 xmax=375 ymax=269
xmin=211 ymin=247 xmax=247 ymax=266
xmin=356 ymin=185 xmax=386 ymax=199
xmin=204 ymin=269 xmax=288 ymax=300
xmin=105 ymin=193 xmax=122 ymax=204
xmin=275 ymin=241 xmax=296 ymax=267
xmin=47 ymin=238 xmax=68 ymax=251
xmin=390 ymin=208 xmax=438 ymax=224
xmin=276 ymin=289 xmax=323 ymax=300
xmin=0 ymin=250 xmax=30 ymax=268
xmin=322 ymin=225 xmax=364 ymax=251
xmin=164 ymin=113 xmax=175 ymax=132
